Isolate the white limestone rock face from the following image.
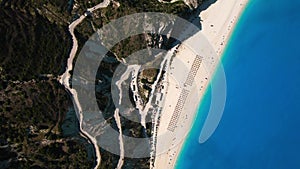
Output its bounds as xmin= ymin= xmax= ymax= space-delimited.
xmin=184 ymin=0 xmax=203 ymax=9
xmin=158 ymin=0 xmax=203 ymax=9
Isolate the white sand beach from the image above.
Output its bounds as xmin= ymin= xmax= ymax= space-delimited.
xmin=152 ymin=0 xmax=249 ymax=168
xmin=200 ymin=0 xmax=249 ymax=55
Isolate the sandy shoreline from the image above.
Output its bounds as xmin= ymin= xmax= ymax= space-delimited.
xmin=199 ymin=0 xmax=249 ymax=56
xmin=152 ymin=0 xmax=249 ymax=168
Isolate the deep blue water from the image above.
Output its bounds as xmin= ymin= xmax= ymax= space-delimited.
xmin=176 ymin=0 xmax=300 ymax=168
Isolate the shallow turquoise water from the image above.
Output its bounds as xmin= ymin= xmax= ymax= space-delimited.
xmin=176 ymin=0 xmax=300 ymax=168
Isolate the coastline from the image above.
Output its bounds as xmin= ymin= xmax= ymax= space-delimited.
xmin=174 ymin=0 xmax=300 ymax=168
xmin=152 ymin=0 xmax=249 ymax=168
xmin=199 ymin=0 xmax=249 ymax=56
xmin=176 ymin=0 xmax=249 ymax=167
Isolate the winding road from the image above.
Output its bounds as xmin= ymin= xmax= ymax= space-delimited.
xmin=59 ymin=1 xmax=112 ymax=168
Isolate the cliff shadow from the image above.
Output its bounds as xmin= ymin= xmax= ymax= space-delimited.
xmin=168 ymin=0 xmax=218 ymax=48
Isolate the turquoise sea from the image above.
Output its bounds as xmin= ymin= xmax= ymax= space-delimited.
xmin=176 ymin=0 xmax=300 ymax=168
